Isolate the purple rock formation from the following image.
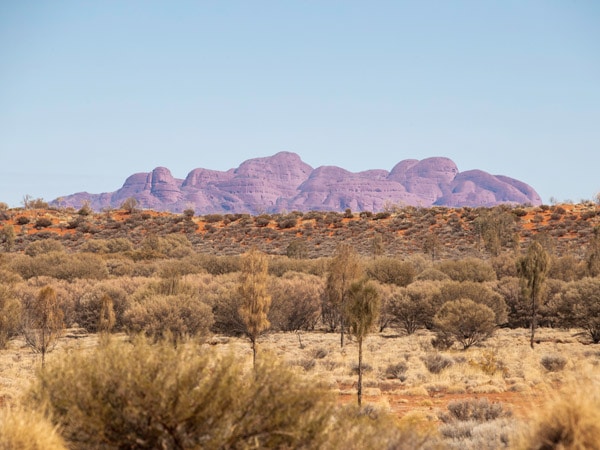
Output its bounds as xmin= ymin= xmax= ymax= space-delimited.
xmin=52 ymin=152 xmax=542 ymax=213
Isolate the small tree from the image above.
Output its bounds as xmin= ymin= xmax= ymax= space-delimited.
xmin=518 ymin=241 xmax=549 ymax=348
xmin=586 ymin=227 xmax=600 ymax=278
xmin=238 ymin=248 xmax=271 ymax=367
xmin=0 ymin=225 xmax=15 ymax=252
xmin=433 ymin=299 xmax=496 ymax=350
xmin=388 ymin=286 xmax=434 ymax=335
xmin=120 ymin=197 xmax=138 ymax=214
xmin=98 ymin=294 xmax=116 ymax=339
xmin=0 ymin=285 xmax=21 ymax=348
xmin=22 ymin=286 xmax=64 ymax=367
xmin=423 ymin=234 xmax=441 ymax=262
xmin=325 ymin=243 xmax=363 ymax=347
xmin=345 ymin=279 xmax=380 ymax=407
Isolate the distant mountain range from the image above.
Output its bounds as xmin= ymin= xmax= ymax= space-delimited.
xmin=52 ymin=152 xmax=542 ymax=214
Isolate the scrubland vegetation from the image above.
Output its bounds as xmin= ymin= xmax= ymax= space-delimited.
xmin=0 ymin=201 xmax=600 ymax=448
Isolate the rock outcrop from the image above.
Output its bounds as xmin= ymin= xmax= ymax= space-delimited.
xmin=52 ymin=152 xmax=542 ymax=213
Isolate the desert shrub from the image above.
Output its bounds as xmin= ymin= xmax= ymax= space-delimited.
xmin=11 ymin=252 xmax=108 ymax=281
xmin=204 ymin=213 xmax=223 ymax=223
xmin=27 ymin=338 xmax=409 ymax=450
xmin=25 ymin=239 xmax=65 ymax=256
xmin=79 ymin=239 xmax=109 ymax=253
xmin=388 ymin=284 xmax=436 ymax=334
xmin=0 ymin=285 xmax=22 ymax=348
xmin=548 ymin=255 xmax=585 ymax=282
xmin=385 ymin=361 xmax=408 ymax=380
xmin=207 ymin=278 xmax=247 ymax=336
xmin=0 ymin=407 xmax=67 ymax=450
xmin=494 ymin=277 xmax=527 ymax=328
xmin=276 ymin=214 xmax=297 ymax=229
xmin=255 ymin=214 xmax=271 ymax=227
xmin=540 ymin=354 xmax=568 ymax=372
xmin=73 ymin=283 xmax=130 ymax=332
xmin=105 ymin=257 xmax=135 ymax=277
xmin=421 ymin=352 xmax=454 ymax=374
xmin=34 ymin=217 xmax=53 ymax=229
xmin=555 ymin=278 xmax=600 ymax=342
xmin=105 ymin=237 xmax=133 ymax=253
xmin=16 ymin=215 xmax=30 ymax=225
xmin=520 ymin=387 xmax=600 ymax=450
xmin=123 ymin=293 xmax=213 ymax=343
xmin=313 ymin=347 xmax=328 ymax=359
xmin=436 ymin=258 xmax=496 ymax=282
xmin=268 ymin=272 xmax=322 ymax=331
xmin=415 ymin=267 xmax=450 ymax=281
xmin=438 ymin=400 xmax=515 ymax=449
xmin=438 ymin=281 xmax=508 ymax=325
xmin=468 ymin=349 xmax=507 ymax=376
xmin=350 ymin=362 xmax=373 ymax=375
xmin=440 ymin=398 xmax=512 ymax=423
xmin=196 ymin=254 xmax=241 ymax=275
xmin=286 ymin=239 xmax=309 ymax=259
xmin=491 ymin=253 xmax=518 ymax=279
xmin=434 ymin=299 xmax=497 ymax=349
xmin=366 ymin=257 xmax=415 ymax=287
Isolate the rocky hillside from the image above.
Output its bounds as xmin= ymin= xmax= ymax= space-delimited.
xmin=52 ymin=152 xmax=542 ymax=214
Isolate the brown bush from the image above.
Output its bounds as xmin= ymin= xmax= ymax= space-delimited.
xmin=436 ymin=258 xmax=497 ymax=282
xmin=366 ymin=257 xmax=415 ymax=287
xmin=25 ymin=338 xmax=338 ymax=449
xmin=268 ymin=272 xmax=322 ymax=331
xmin=438 ymin=281 xmax=508 ymax=326
xmin=520 ymin=387 xmax=600 ymax=450
xmin=0 ymin=407 xmax=67 ymax=450
xmin=434 ymin=298 xmax=497 ymax=349
xmin=124 ymin=293 xmax=213 ymax=343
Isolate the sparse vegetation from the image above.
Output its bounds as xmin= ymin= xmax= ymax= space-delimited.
xmin=0 ymin=203 xmax=598 ymax=447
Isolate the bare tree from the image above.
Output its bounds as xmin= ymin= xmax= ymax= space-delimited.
xmin=238 ymin=248 xmax=271 ymax=367
xmin=518 ymin=241 xmax=549 ymax=349
xmin=22 ymin=286 xmax=64 ymax=367
xmin=346 ymin=278 xmax=380 ymax=407
xmin=325 ymin=243 xmax=363 ymax=348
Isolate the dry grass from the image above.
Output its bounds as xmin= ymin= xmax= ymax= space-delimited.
xmin=1 ymin=326 xmax=599 ymax=448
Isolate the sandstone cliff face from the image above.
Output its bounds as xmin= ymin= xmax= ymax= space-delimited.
xmin=53 ymin=152 xmax=542 ymax=213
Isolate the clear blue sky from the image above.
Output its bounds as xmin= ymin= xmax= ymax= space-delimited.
xmin=1 ymin=1 xmax=599 ymax=207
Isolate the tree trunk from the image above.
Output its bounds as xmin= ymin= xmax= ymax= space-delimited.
xmin=530 ymin=292 xmax=537 ymax=349
xmin=357 ymin=337 xmax=363 ymax=407
xmin=252 ymin=338 xmax=257 ymax=369
xmin=340 ymin=296 xmax=345 ymax=348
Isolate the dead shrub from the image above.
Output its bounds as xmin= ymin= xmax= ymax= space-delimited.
xmin=421 ymin=353 xmax=454 ymax=374
xmin=440 ymin=398 xmax=512 ymax=423
xmin=540 ymin=354 xmax=568 ymax=372
xmin=385 ymin=361 xmax=408 ymax=380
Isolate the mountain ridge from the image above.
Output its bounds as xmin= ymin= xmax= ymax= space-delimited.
xmin=52 ymin=152 xmax=542 ymax=213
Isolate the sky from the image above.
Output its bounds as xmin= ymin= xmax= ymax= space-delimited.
xmin=1 ymin=1 xmax=599 ymax=208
